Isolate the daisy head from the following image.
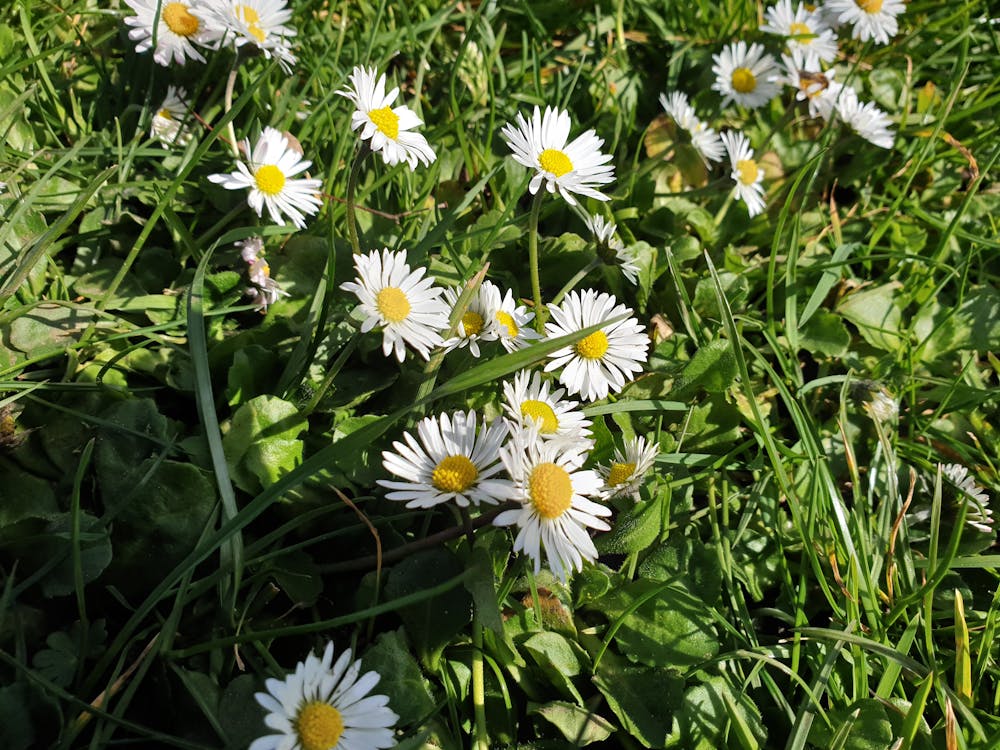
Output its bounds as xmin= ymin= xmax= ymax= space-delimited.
xmin=492 ymin=287 xmax=541 ymax=353
xmin=208 ymin=127 xmax=322 ymax=229
xmin=249 ymin=641 xmax=398 ymax=750
xmin=202 ymin=0 xmax=297 ymax=71
xmin=711 ymin=41 xmax=782 ymax=110
xmin=501 ymin=106 xmax=615 ymax=206
xmin=493 ymin=427 xmax=611 ymax=581
xmin=150 ymin=86 xmax=193 ymax=148
xmin=585 ymin=214 xmax=639 ymax=285
xmin=339 ymin=248 xmax=449 ymax=362
xmin=441 ymin=280 xmax=503 ymax=358
xmin=942 ymin=463 xmax=993 ymax=534
xmin=379 ymin=410 xmax=513 ymax=509
xmin=777 ymin=51 xmax=841 ymax=119
xmin=123 ymin=0 xmax=217 ymax=66
xmin=501 ymin=370 xmax=593 ymax=447
xmin=761 ymin=0 xmax=839 ymax=64
xmin=825 ymin=0 xmax=905 ymax=45
xmin=543 ymin=289 xmax=649 ymax=402
xmin=238 ymin=237 xmax=288 ymax=313
xmin=336 ymin=66 xmax=437 ymax=170
xmin=657 ymin=91 xmax=725 ymax=165
xmin=720 ymin=130 xmax=766 ymax=218
xmin=599 ymin=436 xmax=658 ymax=500
xmin=834 ymin=87 xmax=894 ymax=149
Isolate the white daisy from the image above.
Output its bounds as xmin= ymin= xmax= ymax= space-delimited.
xmin=238 ymin=237 xmax=288 ymax=313
xmin=378 ymin=410 xmax=514 ymax=509
xmin=598 ymin=436 xmax=659 ymax=500
xmin=150 ymin=86 xmax=193 ymax=148
xmin=761 ymin=0 xmax=839 ymax=64
xmin=825 ymin=0 xmax=905 ymax=45
xmin=658 ymin=91 xmax=725 ymax=165
xmin=720 ymin=130 xmax=766 ymax=218
xmin=250 ymin=641 xmax=397 ymax=750
xmin=501 ymin=105 xmax=615 ymax=206
xmin=501 ymin=370 xmax=593 ymax=447
xmin=123 ymin=0 xmax=217 ymax=66
xmin=441 ymin=280 xmax=502 ymax=357
xmin=586 ymin=214 xmax=639 ymax=285
xmin=208 ymin=127 xmax=322 ymax=229
xmin=543 ymin=289 xmax=649 ymax=403
xmin=336 ymin=65 xmax=436 ymax=170
xmin=201 ymin=0 xmax=296 ymax=71
xmin=942 ymin=464 xmax=993 ymax=534
xmin=835 ymin=87 xmax=894 ymax=149
xmin=340 ymin=248 xmax=449 ymax=362
xmin=775 ymin=51 xmax=842 ymax=119
xmin=494 ymin=427 xmax=611 ymax=581
xmin=492 ymin=287 xmax=541 ymax=353
xmin=711 ymin=41 xmax=782 ymax=110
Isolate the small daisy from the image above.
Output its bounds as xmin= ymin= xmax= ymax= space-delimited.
xmin=238 ymin=237 xmax=288 ymax=313
xmin=379 ymin=410 xmax=514 ymax=508
xmin=336 ymin=66 xmax=436 ymax=170
xmin=711 ymin=41 xmax=782 ymax=110
xmin=492 ymin=287 xmax=541 ymax=353
xmin=761 ymin=0 xmax=839 ymax=64
xmin=835 ymin=87 xmax=894 ymax=149
xmin=501 ymin=370 xmax=593 ymax=446
xmin=586 ymin=214 xmax=639 ymax=285
xmin=250 ymin=641 xmax=397 ymax=750
xmin=494 ymin=427 xmax=610 ymax=581
xmin=208 ymin=127 xmax=322 ymax=229
xmin=202 ymin=0 xmax=296 ymax=71
xmin=501 ymin=106 xmax=615 ymax=206
xmin=720 ymin=130 xmax=766 ymax=218
xmin=942 ymin=463 xmax=993 ymax=534
xmin=825 ymin=0 xmax=905 ymax=45
xmin=658 ymin=91 xmax=725 ymax=165
xmin=441 ymin=280 xmax=502 ymax=357
xmin=544 ymin=289 xmax=649 ymax=402
xmin=340 ymin=248 xmax=449 ymax=362
xmin=775 ymin=51 xmax=842 ymax=119
xmin=598 ymin=436 xmax=659 ymax=500
xmin=150 ymin=86 xmax=193 ymax=148
xmin=123 ymin=0 xmax=217 ymax=66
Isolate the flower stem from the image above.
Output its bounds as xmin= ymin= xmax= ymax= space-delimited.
xmin=552 ymin=257 xmax=600 ymax=306
xmin=527 ymin=190 xmax=546 ymax=332
xmin=223 ymin=61 xmax=240 ymax=159
xmin=471 ymin=619 xmax=489 ymax=750
xmin=346 ymin=144 xmax=369 ymax=255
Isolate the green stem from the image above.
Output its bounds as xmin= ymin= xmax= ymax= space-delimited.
xmin=223 ymin=62 xmax=240 ymax=159
xmin=552 ymin=257 xmax=600 ymax=306
xmin=527 ymin=190 xmax=546 ymax=332
xmin=471 ymin=620 xmax=489 ymax=750
xmin=346 ymin=144 xmax=370 ymax=255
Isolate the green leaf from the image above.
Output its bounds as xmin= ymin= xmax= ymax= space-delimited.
xmin=219 ymin=674 xmax=266 ymax=749
xmin=799 ymin=309 xmax=851 ymax=359
xmin=639 ymin=537 xmax=723 ymax=607
xmin=37 ymin=512 xmax=112 ymax=598
xmin=665 ymin=675 xmax=767 ymax=750
xmin=592 ymin=653 xmax=682 ymax=748
xmin=226 ymin=345 xmax=282 ymax=406
xmin=914 ymin=287 xmax=1000 ymax=358
xmin=0 ymin=456 xmax=58 ymax=532
xmin=266 ymin=550 xmax=322 ymax=607
xmin=95 ymin=398 xmax=174 ymax=501
xmin=7 ymin=304 xmax=99 ymax=358
xmin=837 ymin=282 xmax=906 ymax=352
xmin=672 ymin=339 xmax=738 ymax=395
xmin=222 ymin=395 xmax=307 ymax=493
xmin=808 ymin=700 xmax=894 ymax=750
xmin=530 ymin=701 xmax=616 ymax=745
xmin=362 ymin=629 xmax=436 ymax=726
xmin=463 ymin=547 xmax=504 ymax=635
xmin=522 ymin=631 xmax=590 ymax=703
xmin=596 ymin=493 xmax=664 ymax=555
xmin=693 ymin=272 xmax=748 ymax=319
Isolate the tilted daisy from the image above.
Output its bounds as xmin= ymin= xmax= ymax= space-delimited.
xmin=586 ymin=214 xmax=639 ymax=285
xmin=942 ymin=463 xmax=993 ymax=534
xmin=494 ymin=427 xmax=610 ymax=581
xmin=238 ymin=237 xmax=288 ymax=313
xmin=340 ymin=248 xmax=449 ymax=362
xmin=658 ymin=91 xmax=725 ymax=165
xmin=123 ymin=0 xmax=217 ymax=66
xmin=501 ymin=370 xmax=593 ymax=447
xmin=201 ymin=0 xmax=297 ymax=71
xmin=825 ymin=0 xmax=905 ymax=45
xmin=492 ymin=287 xmax=541 ymax=352
xmin=501 ymin=106 xmax=615 ymax=206
xmin=250 ymin=641 xmax=397 ymax=750
xmin=379 ymin=410 xmax=514 ymax=509
xmin=835 ymin=87 xmax=894 ymax=149
xmin=598 ymin=436 xmax=659 ymax=500
xmin=544 ymin=289 xmax=649 ymax=403
xmin=775 ymin=51 xmax=842 ymax=120
xmin=441 ymin=280 xmax=502 ymax=357
xmin=208 ymin=127 xmax=322 ymax=229
xmin=336 ymin=66 xmax=436 ymax=170
xmin=761 ymin=0 xmax=839 ymax=64
xmin=150 ymin=86 xmax=193 ymax=148
xmin=720 ymin=130 xmax=766 ymax=218
xmin=711 ymin=41 xmax=782 ymax=110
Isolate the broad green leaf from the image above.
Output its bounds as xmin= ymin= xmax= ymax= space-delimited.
xmin=266 ymin=550 xmax=322 ymax=606
xmin=223 ymin=395 xmax=307 ymax=493
xmin=530 ymin=701 xmax=616 ymax=745
xmin=362 ymin=629 xmax=437 ymax=726
xmin=597 ymin=493 xmax=664 ymax=555
xmin=665 ymin=675 xmax=767 ymax=750
xmin=219 ymin=674 xmax=266 ymax=749
xmin=914 ymin=287 xmax=1000 ymax=359
xmin=639 ymin=537 xmax=723 ymax=606
xmin=7 ymin=304 xmax=100 ymax=358
xmin=837 ymin=283 xmax=906 ymax=352
xmin=672 ymin=338 xmax=737 ymax=395
xmin=463 ymin=546 xmax=504 ymax=635
xmin=693 ymin=272 xmax=748 ymax=319
xmin=522 ymin=631 xmax=590 ymax=703
xmin=0 ymin=456 xmax=57 ymax=532
xmin=799 ymin=309 xmax=851 ymax=359
xmin=37 ymin=512 xmax=113 ymax=598
xmin=592 ymin=653 xmax=682 ymax=748
xmin=808 ymin=700 xmax=894 ymax=750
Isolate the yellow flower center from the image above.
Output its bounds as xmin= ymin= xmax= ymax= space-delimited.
xmin=736 ymin=159 xmax=759 ymax=186
xmin=369 ymin=106 xmax=400 ymax=140
xmin=157 ymin=109 xmax=173 ymax=120
xmin=431 ymin=455 xmax=479 ymax=493
xmin=528 ymin=462 xmax=573 ymax=519
xmin=575 ymin=330 xmax=609 ymax=360
xmin=789 ymin=22 xmax=813 ymax=40
xmin=520 ymin=400 xmax=559 ymax=434
xmin=237 ymin=5 xmax=266 ymax=43
xmin=495 ymin=310 xmax=519 ymax=338
xmin=254 ymin=164 xmax=286 ymax=196
xmin=295 ymin=701 xmax=344 ymax=750
xmin=461 ymin=311 xmax=485 ymax=336
xmin=607 ymin=462 xmax=637 ymax=487
xmin=376 ymin=287 xmax=411 ymax=323
xmin=731 ymin=67 xmax=757 ymax=94
xmin=538 ymin=148 xmax=574 ymax=177
xmin=162 ymin=3 xmax=200 ymax=37
xmin=856 ymin=0 xmax=883 ymax=12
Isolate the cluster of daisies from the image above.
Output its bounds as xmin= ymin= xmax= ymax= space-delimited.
xmin=660 ymin=0 xmax=902 ymax=217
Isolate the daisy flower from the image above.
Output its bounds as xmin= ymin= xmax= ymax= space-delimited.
xmin=658 ymin=91 xmax=725 ymax=165
xmin=825 ymin=0 xmax=905 ymax=45
xmin=835 ymin=87 xmax=894 ymax=148
xmin=238 ymin=237 xmax=288 ymax=313
xmin=943 ymin=463 xmax=993 ymax=534
xmin=586 ymin=214 xmax=639 ymax=285
xmin=441 ymin=280 xmax=502 ymax=357
xmin=711 ymin=41 xmax=782 ymax=110
xmin=598 ymin=436 xmax=659 ymax=500
xmin=340 ymin=248 xmax=449 ymax=362
xmin=379 ymin=410 xmax=513 ymax=508
xmin=336 ymin=66 xmax=436 ymax=170
xmin=208 ymin=127 xmax=322 ymax=229
xmin=720 ymin=130 xmax=766 ymax=218
xmin=761 ymin=0 xmax=839 ymax=64
xmin=544 ymin=289 xmax=649 ymax=402
xmin=123 ymin=0 xmax=217 ymax=66
xmin=250 ymin=641 xmax=397 ymax=750
xmin=201 ymin=0 xmax=296 ymax=71
xmin=776 ymin=51 xmax=842 ymax=119
xmin=494 ymin=427 xmax=610 ymax=581
xmin=150 ymin=86 xmax=193 ymax=148
xmin=501 ymin=370 xmax=593 ymax=447
xmin=501 ymin=106 xmax=615 ymax=206
xmin=492 ymin=287 xmax=541 ymax=352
